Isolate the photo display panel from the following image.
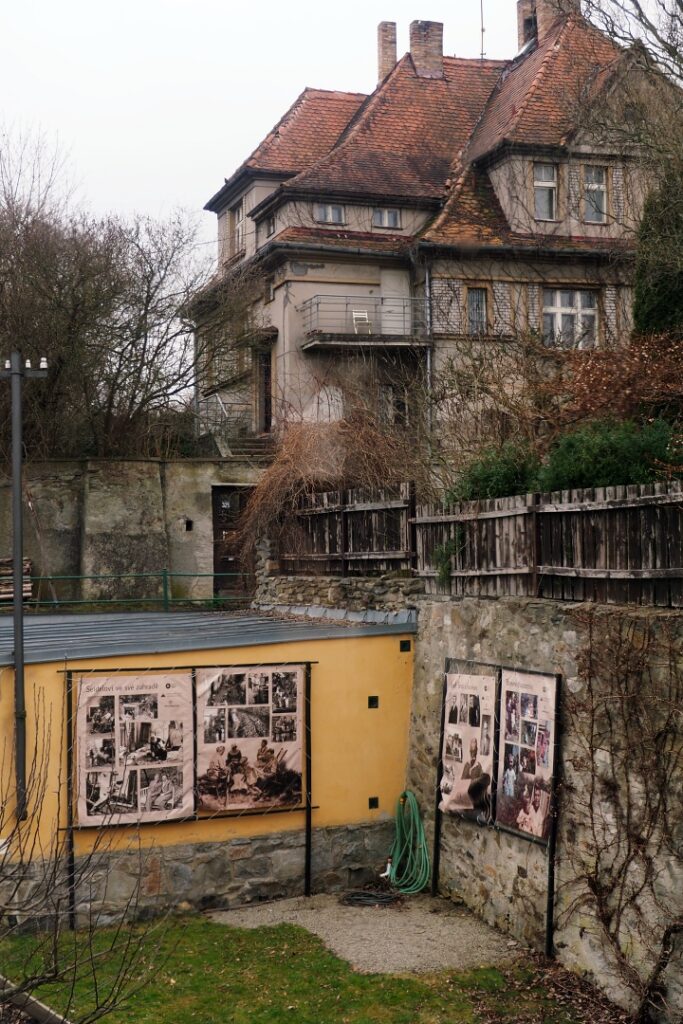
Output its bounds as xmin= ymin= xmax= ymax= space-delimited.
xmin=196 ymin=665 xmax=304 ymax=813
xmin=495 ymin=669 xmax=557 ymax=842
xmin=76 ymin=673 xmax=194 ymax=826
xmin=439 ymin=671 xmax=496 ymax=821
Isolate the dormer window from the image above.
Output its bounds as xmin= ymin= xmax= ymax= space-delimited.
xmin=372 ymin=207 xmax=401 ymax=229
xmin=583 ymin=165 xmax=607 ymax=224
xmin=315 ymin=203 xmax=344 ymax=224
xmin=534 ymin=163 xmax=557 ymax=221
xmin=265 ymin=214 xmax=275 ymax=237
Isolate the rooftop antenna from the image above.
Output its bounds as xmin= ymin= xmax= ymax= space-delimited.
xmin=480 ymin=0 xmax=486 ymax=59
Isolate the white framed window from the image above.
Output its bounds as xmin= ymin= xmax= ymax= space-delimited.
xmin=583 ymin=165 xmax=607 ymax=224
xmin=230 ymin=199 xmax=244 ymax=255
xmin=467 ymin=287 xmax=488 ymax=335
xmin=542 ymin=288 xmax=598 ymax=348
xmin=372 ymin=207 xmax=401 ymax=229
xmin=534 ymin=163 xmax=558 ymax=221
xmin=265 ymin=214 xmax=275 ymax=237
xmin=314 ymin=203 xmax=344 ymax=224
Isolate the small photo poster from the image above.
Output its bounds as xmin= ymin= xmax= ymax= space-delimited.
xmin=439 ymin=671 xmax=496 ymax=821
xmin=195 ymin=665 xmax=304 ymax=813
xmin=495 ymin=669 xmax=558 ymax=842
xmin=76 ymin=673 xmax=194 ymax=826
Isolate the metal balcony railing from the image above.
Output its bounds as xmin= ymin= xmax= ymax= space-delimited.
xmin=298 ymin=294 xmax=429 ymax=339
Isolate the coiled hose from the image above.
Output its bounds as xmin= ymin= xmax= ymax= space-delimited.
xmin=388 ymin=790 xmax=431 ymax=894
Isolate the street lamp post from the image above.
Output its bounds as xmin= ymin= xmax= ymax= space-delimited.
xmin=0 ymin=351 xmax=48 ymax=821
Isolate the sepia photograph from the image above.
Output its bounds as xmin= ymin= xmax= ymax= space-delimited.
xmin=205 ymin=672 xmax=247 ymax=706
xmin=85 ymin=695 xmax=115 ymax=734
xmin=272 ymin=671 xmax=298 ymax=712
xmin=119 ymin=694 xmax=158 ymax=720
xmin=247 ymin=673 xmax=270 ymax=705
xmin=86 ymin=770 xmax=138 ymax=816
xmin=272 ymin=714 xmax=296 ymax=743
xmin=447 ymin=701 xmax=458 ymax=725
xmin=480 ymin=714 xmax=492 ymax=757
xmin=204 ymin=709 xmax=226 ymax=744
xmin=521 ymin=692 xmax=538 ymax=720
xmin=140 ymin=767 xmax=184 ymax=812
xmin=227 ymin=706 xmax=269 ymax=739
xmin=521 ymin=720 xmax=538 ymax=747
xmin=537 ymin=723 xmax=551 ymax=768
xmin=504 ymin=692 xmax=520 ymax=741
xmin=519 ymin=747 xmax=537 ymax=775
xmin=85 ymin=736 xmax=115 ymax=767
xmin=445 ymin=731 xmax=463 ymax=762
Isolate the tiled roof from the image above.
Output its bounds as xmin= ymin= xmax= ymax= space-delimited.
xmin=269 ymin=225 xmax=411 ymax=256
xmin=279 ymin=55 xmax=506 ymax=201
xmin=205 ymin=88 xmax=366 ymax=209
xmin=422 ymin=168 xmax=632 ymax=254
xmin=467 ymin=15 xmax=621 ymax=162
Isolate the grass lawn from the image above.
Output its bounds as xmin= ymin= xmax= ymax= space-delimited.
xmin=1 ymin=917 xmax=626 ymax=1024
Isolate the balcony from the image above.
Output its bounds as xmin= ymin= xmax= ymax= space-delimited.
xmin=298 ymin=294 xmax=430 ymax=350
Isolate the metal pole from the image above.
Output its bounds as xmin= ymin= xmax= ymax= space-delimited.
xmin=10 ymin=351 xmax=27 ymax=822
xmin=1 ymin=351 xmax=48 ymax=824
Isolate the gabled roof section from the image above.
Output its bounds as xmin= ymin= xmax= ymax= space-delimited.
xmin=468 ymin=14 xmax=621 ymax=163
xmin=275 ymin=54 xmax=506 ymax=203
xmin=205 ymin=88 xmax=366 ymax=212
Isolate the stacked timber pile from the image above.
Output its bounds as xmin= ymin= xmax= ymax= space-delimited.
xmin=0 ymin=558 xmax=32 ymax=602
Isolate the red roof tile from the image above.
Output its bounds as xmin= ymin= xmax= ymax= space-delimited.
xmin=205 ymin=89 xmax=366 ymax=209
xmin=467 ymin=15 xmax=621 ymax=162
xmin=279 ymin=55 xmax=506 ymax=201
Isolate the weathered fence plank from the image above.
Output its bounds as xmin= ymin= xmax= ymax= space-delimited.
xmin=275 ymin=481 xmax=683 ymax=607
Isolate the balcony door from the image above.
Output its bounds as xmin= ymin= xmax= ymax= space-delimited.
xmin=380 ymin=268 xmax=410 ymax=335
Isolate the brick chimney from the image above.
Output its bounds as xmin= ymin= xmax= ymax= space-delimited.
xmin=409 ymin=20 xmax=444 ymax=79
xmin=517 ymin=0 xmax=537 ymax=48
xmin=378 ymin=21 xmax=397 ymax=83
xmin=536 ymin=0 xmax=581 ymax=40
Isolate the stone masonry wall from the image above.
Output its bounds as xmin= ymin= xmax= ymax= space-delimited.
xmin=409 ymin=597 xmax=682 ymax=1020
xmin=72 ymin=821 xmax=394 ymax=927
xmin=252 ymin=569 xmax=683 ymax=1020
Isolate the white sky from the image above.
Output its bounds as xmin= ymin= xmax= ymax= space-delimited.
xmin=1 ymin=0 xmax=518 ymax=254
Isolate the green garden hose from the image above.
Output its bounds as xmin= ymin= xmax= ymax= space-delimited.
xmin=388 ymin=790 xmax=431 ymax=894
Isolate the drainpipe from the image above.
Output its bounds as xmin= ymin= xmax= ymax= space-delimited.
xmin=424 ymin=266 xmax=434 ymax=434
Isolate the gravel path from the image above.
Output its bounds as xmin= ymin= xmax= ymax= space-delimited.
xmin=209 ymin=893 xmax=522 ymax=974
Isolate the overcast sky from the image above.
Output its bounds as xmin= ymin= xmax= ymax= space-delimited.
xmin=1 ymin=0 xmax=518 ymax=254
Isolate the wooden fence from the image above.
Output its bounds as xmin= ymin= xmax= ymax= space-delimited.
xmin=0 ymin=558 xmax=32 ymax=603
xmin=276 ymin=481 xmax=683 ymax=608
xmin=277 ymin=484 xmax=414 ymax=576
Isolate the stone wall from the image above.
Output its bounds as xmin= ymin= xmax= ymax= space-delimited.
xmin=0 ymin=458 xmax=260 ymax=602
xmin=409 ymin=597 xmax=682 ymax=1020
xmin=73 ymin=820 xmax=394 ymax=926
xmin=254 ymin=546 xmax=424 ymax=613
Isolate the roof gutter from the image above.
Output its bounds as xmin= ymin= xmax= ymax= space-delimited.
xmin=416 ymin=239 xmax=632 ymax=264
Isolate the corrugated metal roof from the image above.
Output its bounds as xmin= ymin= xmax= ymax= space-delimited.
xmin=0 ymin=611 xmax=416 ymax=667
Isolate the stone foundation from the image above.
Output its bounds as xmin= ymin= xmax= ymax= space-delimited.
xmin=73 ymin=820 xmax=395 ymax=926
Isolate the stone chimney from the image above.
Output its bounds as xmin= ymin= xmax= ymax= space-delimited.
xmin=378 ymin=21 xmax=397 ymax=83
xmin=409 ymin=20 xmax=444 ymax=79
xmin=536 ymin=0 xmax=581 ymax=40
xmin=517 ymin=0 xmax=537 ymax=48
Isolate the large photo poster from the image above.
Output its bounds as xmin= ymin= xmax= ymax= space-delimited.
xmin=76 ymin=673 xmax=194 ymax=826
xmin=439 ymin=671 xmax=496 ymax=821
xmin=196 ymin=665 xmax=304 ymax=812
xmin=495 ymin=669 xmax=558 ymax=841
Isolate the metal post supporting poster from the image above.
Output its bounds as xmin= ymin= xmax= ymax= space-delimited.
xmin=430 ymin=673 xmax=448 ymax=896
xmin=545 ymin=674 xmax=563 ymax=958
xmin=304 ymin=664 xmax=312 ymax=897
xmin=65 ymin=672 xmax=76 ymax=931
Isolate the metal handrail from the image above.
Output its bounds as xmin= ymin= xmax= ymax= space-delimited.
xmin=297 ymin=294 xmax=428 ymax=336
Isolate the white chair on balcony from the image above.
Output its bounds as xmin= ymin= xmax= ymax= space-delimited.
xmin=352 ymin=309 xmax=372 ymax=335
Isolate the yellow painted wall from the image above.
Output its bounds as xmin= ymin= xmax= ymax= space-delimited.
xmin=0 ymin=633 xmax=413 ymax=856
